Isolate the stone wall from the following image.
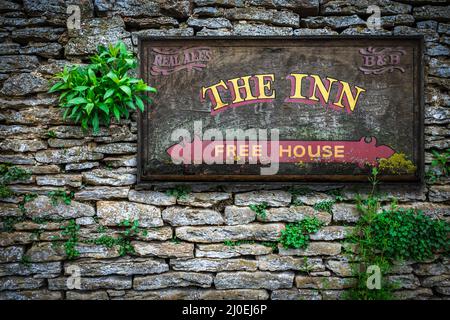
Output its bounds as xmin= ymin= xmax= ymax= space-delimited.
xmin=0 ymin=0 xmax=449 ymax=300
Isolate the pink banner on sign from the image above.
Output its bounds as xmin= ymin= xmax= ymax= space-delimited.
xmin=167 ymin=136 xmax=395 ymax=168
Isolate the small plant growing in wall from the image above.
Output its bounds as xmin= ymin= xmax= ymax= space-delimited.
xmin=0 ymin=163 xmax=31 ymax=198
xmin=249 ymin=202 xmax=268 ymax=220
xmin=93 ymin=219 xmax=147 ymax=256
xmin=61 ymin=219 xmax=80 ymax=260
xmin=279 ymin=217 xmax=324 ymax=249
xmin=49 ymin=41 xmax=156 ymax=132
xmin=426 ymin=149 xmax=450 ymax=183
xmin=48 ymin=189 xmax=74 ymax=206
xmin=344 ymin=167 xmax=450 ymax=300
xmin=313 ymin=199 xmax=335 ymax=214
xmin=166 ymin=185 xmax=191 ymax=200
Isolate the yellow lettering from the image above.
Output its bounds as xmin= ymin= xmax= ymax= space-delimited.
xmin=279 ymin=145 xmax=292 ymax=157
xmin=335 ymin=146 xmax=345 ymax=158
xmin=254 ymin=74 xmax=275 ymax=99
xmin=334 ymin=82 xmax=366 ymax=111
xmin=288 ymin=73 xmax=308 ymax=99
xmin=227 ymin=76 xmax=257 ymax=104
xmin=310 ymin=75 xmax=338 ymax=103
xmin=201 ymin=80 xmax=228 ymax=110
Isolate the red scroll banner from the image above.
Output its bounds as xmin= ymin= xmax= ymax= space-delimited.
xmin=167 ymin=137 xmax=395 ymax=168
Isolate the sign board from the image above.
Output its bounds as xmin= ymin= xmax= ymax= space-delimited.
xmin=137 ymin=37 xmax=423 ymax=184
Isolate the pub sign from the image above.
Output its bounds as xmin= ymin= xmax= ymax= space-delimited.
xmin=137 ymin=36 xmax=423 ymax=184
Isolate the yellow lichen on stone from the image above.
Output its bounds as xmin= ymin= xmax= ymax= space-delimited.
xmin=378 ymin=153 xmax=416 ymax=175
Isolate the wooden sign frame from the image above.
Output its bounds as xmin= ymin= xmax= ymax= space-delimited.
xmin=137 ymin=36 xmax=424 ymax=186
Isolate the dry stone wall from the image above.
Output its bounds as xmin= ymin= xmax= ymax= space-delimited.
xmin=0 ymin=0 xmax=449 ymax=300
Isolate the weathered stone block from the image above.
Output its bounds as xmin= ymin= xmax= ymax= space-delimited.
xmin=263 ymin=206 xmax=332 ymax=224
xmin=429 ymin=185 xmax=450 ymax=202
xmin=295 ymin=276 xmax=355 ymax=289
xmin=224 ymin=206 xmax=256 ymax=225
xmin=300 ymin=15 xmax=365 ymax=29
xmin=309 ymin=226 xmax=354 ymax=241
xmin=0 ymin=261 xmax=62 ymax=278
xmin=128 ymin=190 xmax=176 ymax=206
xmin=36 ymin=174 xmax=82 ymax=188
xmin=66 ymin=291 xmax=109 ymax=300
xmin=65 ymin=257 xmax=169 ymax=276
xmin=271 ymin=289 xmax=321 ymax=300
xmin=132 ymin=241 xmax=194 ymax=258
xmin=170 ymin=258 xmax=258 ymax=272
xmin=176 ymin=223 xmax=285 ymax=243
xmin=48 ymin=276 xmax=132 ymax=291
xmin=134 ymin=272 xmax=214 ymax=290
xmin=0 ymin=277 xmax=45 ymax=291
xmin=1 ymin=73 xmax=48 ymax=96
xmin=215 ymin=271 xmax=294 ymax=290
xmin=35 ymin=146 xmax=103 ymax=164
xmin=162 ymin=207 xmax=224 ymax=226
xmin=413 ymin=5 xmax=450 ymax=22
xmin=187 ymin=17 xmax=232 ymax=29
xmin=0 ymin=139 xmax=47 ymax=152
xmin=65 ymin=16 xmax=131 ymax=57
xmin=94 ymin=143 xmax=137 ymax=154
xmin=196 ymin=243 xmax=272 ymax=258
xmin=82 ymin=169 xmax=136 ymax=186
xmin=279 ymin=242 xmax=342 ymax=256
xmin=233 ymin=23 xmax=293 ymax=36
xmin=257 ymin=255 xmax=324 ymax=272
xmin=177 ymin=192 xmax=231 ymax=208
xmin=0 ymin=289 xmax=63 ymax=300
xmin=0 ymin=246 xmax=24 ymax=263
xmin=332 ymin=203 xmax=360 ymax=223
xmin=24 ymin=196 xmax=95 ymax=219
xmin=235 ymin=190 xmax=291 ymax=206
xmin=97 ymin=201 xmax=163 ymax=227
xmin=75 ymin=187 xmax=130 ymax=201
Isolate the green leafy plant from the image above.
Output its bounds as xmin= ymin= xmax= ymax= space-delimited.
xmin=46 ymin=130 xmax=57 ymax=138
xmin=61 ymin=219 xmax=80 ymax=260
xmin=367 ymin=208 xmax=448 ymax=261
xmin=20 ymin=255 xmax=32 ymax=267
xmin=93 ymin=219 xmax=147 ymax=256
xmin=18 ymin=193 xmax=38 ymax=213
xmin=279 ymin=217 xmax=324 ymax=249
xmin=0 ymin=163 xmax=31 ymax=198
xmin=48 ymin=189 xmax=74 ymax=206
xmin=165 ymin=185 xmax=191 ymax=200
xmin=171 ymin=236 xmax=181 ymax=244
xmin=49 ymin=41 xmax=156 ymax=132
xmin=249 ymin=202 xmax=268 ymax=220
xmin=1 ymin=216 xmax=26 ymax=232
xmin=313 ymin=199 xmax=335 ymax=213
xmin=426 ymin=149 xmax=450 ymax=183
xmin=326 ymin=188 xmax=344 ymax=202
xmin=345 ymin=166 xmax=449 ymax=300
